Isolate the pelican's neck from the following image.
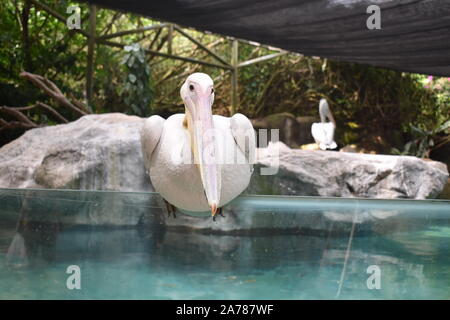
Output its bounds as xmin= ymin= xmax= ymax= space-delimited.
xmin=319 ymin=100 xmax=336 ymax=127
xmin=319 ymin=102 xmax=328 ymax=123
xmin=319 ymin=111 xmax=326 ymax=123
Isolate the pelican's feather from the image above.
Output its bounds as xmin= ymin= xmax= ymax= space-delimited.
xmin=311 ymin=122 xmax=337 ymax=150
xmin=230 ymin=113 xmax=256 ymax=163
xmin=141 ymin=115 xmax=165 ymax=172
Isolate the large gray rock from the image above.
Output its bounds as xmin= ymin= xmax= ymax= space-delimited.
xmin=0 ymin=113 xmax=448 ymax=200
xmin=249 ymin=141 xmax=449 ymax=199
xmin=0 ymin=113 xmax=151 ymax=191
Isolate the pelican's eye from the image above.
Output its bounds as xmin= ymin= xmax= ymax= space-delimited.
xmin=189 ymin=84 xmax=194 ymax=91
xmin=211 ymin=88 xmax=214 ymax=94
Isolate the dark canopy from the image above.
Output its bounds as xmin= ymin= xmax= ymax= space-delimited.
xmin=83 ymin=0 xmax=450 ymax=76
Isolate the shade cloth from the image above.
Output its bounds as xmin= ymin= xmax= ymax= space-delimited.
xmin=82 ymin=0 xmax=450 ymax=76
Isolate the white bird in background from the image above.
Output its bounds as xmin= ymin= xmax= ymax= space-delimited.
xmin=140 ymin=73 xmax=255 ymax=219
xmin=311 ymin=98 xmax=337 ymax=150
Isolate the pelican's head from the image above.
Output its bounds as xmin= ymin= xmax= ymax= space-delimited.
xmin=180 ymin=73 xmax=221 ymax=216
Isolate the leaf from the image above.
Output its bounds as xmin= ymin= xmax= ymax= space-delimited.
xmin=131 ymin=43 xmax=140 ymax=51
xmin=437 ymin=120 xmax=450 ymax=133
xmin=347 ymin=122 xmax=359 ymax=129
xmin=120 ymin=54 xmax=130 ymax=65
xmin=127 ymin=55 xmax=135 ymax=67
xmin=410 ymin=125 xmax=427 ymax=137
xmin=137 ymin=52 xmax=145 ymax=64
xmin=417 ymin=139 xmax=428 ymax=158
xmin=128 ymin=73 xmax=136 ymax=83
xmin=131 ymin=103 xmax=140 ymax=114
xmin=404 ymin=141 xmax=412 ymax=153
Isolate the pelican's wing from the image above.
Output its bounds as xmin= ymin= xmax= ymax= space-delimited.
xmin=230 ymin=113 xmax=256 ymax=163
xmin=140 ymin=115 xmax=165 ymax=171
xmin=323 ymin=122 xmax=336 ymax=145
xmin=311 ymin=122 xmax=337 ymax=150
xmin=311 ymin=122 xmax=323 ymax=145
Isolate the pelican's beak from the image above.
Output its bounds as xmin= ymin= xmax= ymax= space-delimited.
xmin=328 ymin=111 xmax=337 ymax=128
xmin=189 ymin=94 xmax=221 ymax=216
xmin=210 ymin=202 xmax=218 ymax=216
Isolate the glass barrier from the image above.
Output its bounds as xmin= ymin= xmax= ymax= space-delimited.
xmin=0 ymin=188 xmax=449 ymax=299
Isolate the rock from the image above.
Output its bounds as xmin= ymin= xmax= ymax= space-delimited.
xmin=339 ymin=144 xmax=359 ymax=153
xmin=247 ymin=141 xmax=449 ymax=199
xmin=0 ymin=113 xmax=152 ymax=191
xmin=300 ymin=143 xmax=320 ymax=150
xmin=251 ymin=113 xmax=315 ymax=148
xmin=339 ymin=144 xmax=377 ymax=154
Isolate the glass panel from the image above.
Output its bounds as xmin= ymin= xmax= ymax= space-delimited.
xmin=0 ymin=188 xmax=449 ymax=299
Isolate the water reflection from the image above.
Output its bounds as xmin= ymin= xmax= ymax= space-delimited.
xmin=6 ymin=192 xmax=62 ymax=267
xmin=3 ymin=215 xmax=446 ymax=277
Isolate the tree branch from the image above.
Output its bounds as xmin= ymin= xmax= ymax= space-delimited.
xmin=20 ymin=71 xmax=89 ymax=116
xmin=0 ymin=118 xmax=38 ymax=131
xmin=35 ymin=102 xmax=69 ymax=123
xmin=0 ymin=105 xmax=37 ymax=126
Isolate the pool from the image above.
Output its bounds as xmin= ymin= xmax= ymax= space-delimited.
xmin=0 ymin=188 xmax=449 ymax=299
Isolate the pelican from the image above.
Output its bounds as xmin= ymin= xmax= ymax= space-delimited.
xmin=140 ymin=73 xmax=255 ymax=218
xmin=311 ymin=98 xmax=337 ymax=150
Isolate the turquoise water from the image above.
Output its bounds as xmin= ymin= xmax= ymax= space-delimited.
xmin=0 ymin=188 xmax=449 ymax=299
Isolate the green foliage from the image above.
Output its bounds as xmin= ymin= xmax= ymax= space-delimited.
xmin=118 ymin=43 xmax=153 ymax=116
xmin=391 ymin=76 xmax=450 ymax=158
xmin=392 ymin=120 xmax=450 ymax=158
xmin=0 ymin=0 xmax=88 ymax=107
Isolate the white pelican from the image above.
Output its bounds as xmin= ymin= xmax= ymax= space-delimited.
xmin=311 ymin=98 xmax=337 ymax=150
xmin=140 ymin=73 xmax=255 ymax=219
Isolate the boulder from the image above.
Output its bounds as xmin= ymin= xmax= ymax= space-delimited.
xmin=248 ymin=141 xmax=449 ymax=199
xmin=0 ymin=113 xmax=152 ymax=191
